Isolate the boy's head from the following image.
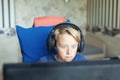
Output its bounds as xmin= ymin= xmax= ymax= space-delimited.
xmin=47 ymin=23 xmax=85 ymax=53
xmin=54 ymin=27 xmax=81 ymax=62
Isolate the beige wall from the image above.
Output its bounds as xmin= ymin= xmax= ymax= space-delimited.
xmin=15 ymin=0 xmax=87 ymax=28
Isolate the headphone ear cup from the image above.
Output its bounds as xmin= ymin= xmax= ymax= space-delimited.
xmin=77 ymin=37 xmax=85 ymax=52
xmin=46 ymin=35 xmax=56 ymax=51
xmin=77 ymin=42 xmax=81 ymax=52
xmin=80 ymin=38 xmax=85 ymax=52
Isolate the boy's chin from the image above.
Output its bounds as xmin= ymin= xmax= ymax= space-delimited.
xmin=63 ymin=59 xmax=73 ymax=62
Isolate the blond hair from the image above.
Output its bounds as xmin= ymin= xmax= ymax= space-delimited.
xmin=54 ymin=27 xmax=80 ymax=42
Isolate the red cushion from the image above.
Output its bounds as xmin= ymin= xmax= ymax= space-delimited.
xmin=34 ymin=16 xmax=66 ymax=27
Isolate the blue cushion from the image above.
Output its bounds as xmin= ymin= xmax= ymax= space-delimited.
xmin=16 ymin=25 xmax=56 ymax=62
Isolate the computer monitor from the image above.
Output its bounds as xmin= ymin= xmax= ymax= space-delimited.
xmin=3 ymin=59 xmax=120 ymax=80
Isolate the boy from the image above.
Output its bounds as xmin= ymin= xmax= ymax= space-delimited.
xmin=40 ymin=23 xmax=86 ymax=62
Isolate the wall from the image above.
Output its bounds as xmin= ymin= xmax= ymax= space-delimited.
xmin=15 ymin=0 xmax=87 ymax=29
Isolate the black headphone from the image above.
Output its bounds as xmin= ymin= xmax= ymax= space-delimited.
xmin=46 ymin=23 xmax=85 ymax=53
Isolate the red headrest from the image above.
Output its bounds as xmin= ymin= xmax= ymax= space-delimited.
xmin=34 ymin=16 xmax=66 ymax=27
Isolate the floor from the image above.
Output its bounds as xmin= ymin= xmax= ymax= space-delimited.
xmin=0 ymin=72 xmax=2 ymax=80
xmin=0 ymin=35 xmax=21 ymax=80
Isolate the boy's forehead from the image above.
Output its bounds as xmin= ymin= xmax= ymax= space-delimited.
xmin=57 ymin=34 xmax=78 ymax=43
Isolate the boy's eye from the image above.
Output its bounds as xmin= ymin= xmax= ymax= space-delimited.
xmin=61 ymin=46 xmax=67 ymax=49
xmin=71 ymin=45 xmax=77 ymax=48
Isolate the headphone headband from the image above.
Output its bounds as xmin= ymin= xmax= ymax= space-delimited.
xmin=51 ymin=23 xmax=82 ymax=33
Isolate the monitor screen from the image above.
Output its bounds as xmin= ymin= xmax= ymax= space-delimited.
xmin=3 ymin=60 xmax=120 ymax=80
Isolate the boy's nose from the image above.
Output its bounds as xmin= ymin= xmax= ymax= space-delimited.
xmin=67 ymin=47 xmax=71 ymax=55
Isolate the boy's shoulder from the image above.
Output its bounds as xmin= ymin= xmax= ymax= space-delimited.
xmin=74 ymin=53 xmax=87 ymax=61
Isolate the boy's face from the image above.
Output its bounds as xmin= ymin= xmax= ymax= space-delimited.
xmin=56 ymin=33 xmax=78 ymax=62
